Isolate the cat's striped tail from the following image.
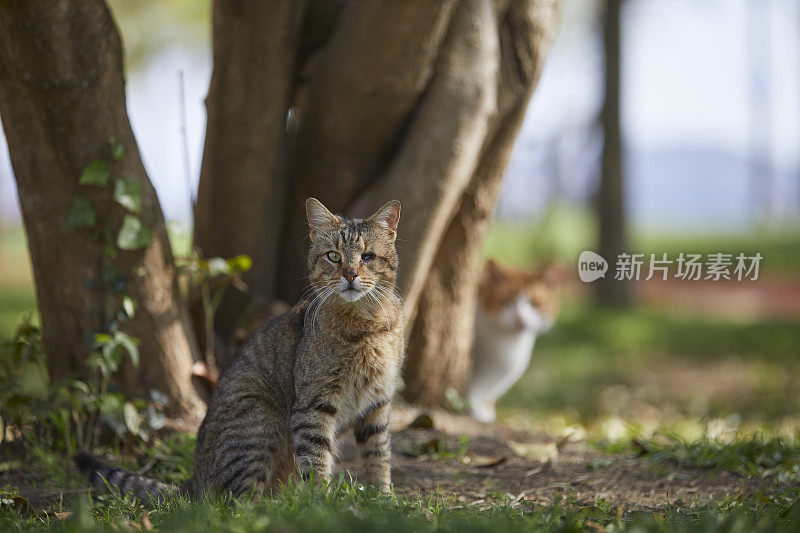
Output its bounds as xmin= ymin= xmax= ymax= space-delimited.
xmin=74 ymin=451 xmax=183 ymax=503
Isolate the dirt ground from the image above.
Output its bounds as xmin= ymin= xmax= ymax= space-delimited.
xmin=2 ymin=405 xmax=789 ymax=514
xmin=334 ymin=406 xmax=787 ymax=512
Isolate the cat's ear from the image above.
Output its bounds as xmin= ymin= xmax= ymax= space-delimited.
xmin=306 ymin=198 xmax=340 ymax=242
xmin=484 ymin=259 xmax=505 ymax=283
xmin=367 ymin=200 xmax=401 ymax=242
xmin=543 ymin=263 xmax=564 ymax=285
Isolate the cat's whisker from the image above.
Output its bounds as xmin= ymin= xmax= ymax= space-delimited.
xmin=373 ymin=284 xmax=402 ymax=314
xmin=304 ymin=284 xmax=335 ymax=333
xmin=368 ymin=291 xmax=391 ymax=333
xmin=371 ymin=286 xmax=399 ymax=317
xmin=312 ymin=284 xmax=337 ymax=327
xmin=377 ymin=281 xmax=404 ymax=304
xmin=298 ymin=279 xmax=332 ymax=297
xmin=311 ymin=287 xmax=335 ymax=335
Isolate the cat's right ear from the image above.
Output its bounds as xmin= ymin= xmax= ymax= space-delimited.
xmin=306 ymin=198 xmax=340 ymax=242
xmin=484 ymin=259 xmax=504 ymax=283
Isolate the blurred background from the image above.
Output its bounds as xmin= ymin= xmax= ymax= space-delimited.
xmin=1 ymin=0 xmax=798 ymax=440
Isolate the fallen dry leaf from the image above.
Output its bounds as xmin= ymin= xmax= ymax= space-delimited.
xmin=507 ymin=441 xmax=558 ymax=463
xmin=468 ymin=455 xmax=508 ymax=468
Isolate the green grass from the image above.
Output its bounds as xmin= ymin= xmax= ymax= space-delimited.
xmin=640 ymin=433 xmax=800 ymax=479
xmin=501 ymin=302 xmax=800 ymax=428
xmin=2 ymin=219 xmax=800 ymax=531
xmin=0 ymin=287 xmax=37 ymax=341
xmin=1 ymin=484 xmax=579 ymax=533
xmin=2 ymin=465 xmax=800 ymax=532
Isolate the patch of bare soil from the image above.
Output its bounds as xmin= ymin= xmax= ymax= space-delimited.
xmin=336 ymin=406 xmax=790 ymax=511
xmin=4 ymin=405 xmax=793 ymax=514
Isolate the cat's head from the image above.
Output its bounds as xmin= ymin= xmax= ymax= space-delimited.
xmin=478 ymin=259 xmax=562 ymax=333
xmin=305 ymin=198 xmax=401 ymax=304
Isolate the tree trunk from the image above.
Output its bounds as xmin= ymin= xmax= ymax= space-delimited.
xmin=596 ymin=0 xmax=631 ymax=307
xmin=0 ymin=0 xmax=204 ymax=420
xmin=194 ymin=0 xmax=306 ymax=363
xmin=403 ymin=0 xmax=561 ymax=404
xmin=194 ymin=0 xmax=561 ymax=405
xmin=279 ymin=0 xmax=459 ymax=301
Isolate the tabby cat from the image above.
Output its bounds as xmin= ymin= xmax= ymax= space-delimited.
xmin=76 ymin=198 xmax=405 ymax=499
xmin=468 ymin=259 xmax=561 ymax=423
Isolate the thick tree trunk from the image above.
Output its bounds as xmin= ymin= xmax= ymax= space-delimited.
xmin=194 ymin=0 xmax=306 ymax=361
xmin=349 ymin=0 xmax=500 ymax=329
xmin=596 ymin=0 xmax=630 ymax=307
xmin=0 ymin=0 xmax=204 ymax=420
xmin=278 ymin=0 xmax=458 ymax=300
xmin=403 ymin=0 xmax=561 ymax=405
xmin=194 ymin=0 xmax=561 ymax=406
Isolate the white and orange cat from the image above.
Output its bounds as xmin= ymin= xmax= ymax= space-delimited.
xmin=468 ymin=259 xmax=562 ymax=423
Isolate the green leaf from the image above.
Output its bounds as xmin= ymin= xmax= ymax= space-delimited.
xmin=66 ymin=197 xmax=96 ymax=229
xmin=109 ymin=138 xmax=125 ymax=161
xmin=227 ymin=254 xmax=252 ymax=273
xmin=122 ymin=296 xmax=136 ymax=319
xmin=117 ymin=215 xmax=152 ymax=250
xmin=113 ymin=178 xmax=142 ymax=213
xmin=123 ymin=402 xmax=142 ymax=436
xmin=100 ymin=393 xmax=123 ymax=415
xmin=115 ymin=331 xmax=140 ymax=367
xmin=87 ymin=352 xmax=111 ymax=378
xmin=70 ymin=380 xmax=91 ymax=395
xmin=102 ymin=342 xmax=122 ymax=372
xmin=93 ymin=333 xmax=113 ymax=344
xmin=103 ymin=244 xmax=119 ymax=259
xmin=78 ymin=159 xmax=110 ymax=187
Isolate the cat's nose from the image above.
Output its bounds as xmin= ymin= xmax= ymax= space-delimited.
xmin=343 ymin=269 xmax=358 ymax=283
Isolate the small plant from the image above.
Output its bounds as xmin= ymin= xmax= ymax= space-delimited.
xmin=0 ymin=319 xmax=167 ymax=459
xmin=177 ymin=251 xmax=251 ymax=370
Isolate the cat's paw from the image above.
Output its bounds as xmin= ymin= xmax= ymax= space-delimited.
xmin=470 ymin=403 xmax=497 ymax=423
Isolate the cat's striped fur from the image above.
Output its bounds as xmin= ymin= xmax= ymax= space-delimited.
xmin=76 ymin=198 xmax=404 ymax=498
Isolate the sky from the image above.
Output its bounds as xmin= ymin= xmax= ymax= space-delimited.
xmin=1 ymin=0 xmax=799 ymax=233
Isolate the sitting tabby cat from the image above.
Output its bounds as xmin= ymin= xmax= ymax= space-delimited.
xmin=76 ymin=198 xmax=405 ymax=499
xmin=468 ymin=259 xmax=562 ymax=423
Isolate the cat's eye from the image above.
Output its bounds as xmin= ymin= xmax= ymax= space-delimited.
xmin=361 ymin=252 xmax=375 ymax=262
xmin=327 ymin=251 xmax=341 ymax=263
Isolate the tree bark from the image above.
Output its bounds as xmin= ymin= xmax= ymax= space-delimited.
xmin=193 ymin=0 xmax=561 ymax=406
xmin=278 ymin=0 xmax=458 ymax=300
xmin=349 ymin=0 xmax=500 ymax=330
xmin=403 ymin=0 xmax=561 ymax=405
xmin=194 ymin=0 xmax=306 ymax=362
xmin=596 ymin=0 xmax=631 ymax=307
xmin=0 ymin=0 xmax=204 ymax=420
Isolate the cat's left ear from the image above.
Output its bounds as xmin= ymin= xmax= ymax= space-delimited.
xmin=368 ymin=200 xmax=401 ymax=242
xmin=306 ymin=198 xmax=340 ymax=242
xmin=544 ymin=263 xmax=564 ymax=285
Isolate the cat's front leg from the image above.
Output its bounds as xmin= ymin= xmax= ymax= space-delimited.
xmin=353 ymin=401 xmax=392 ymax=493
xmin=290 ymin=397 xmax=337 ymax=485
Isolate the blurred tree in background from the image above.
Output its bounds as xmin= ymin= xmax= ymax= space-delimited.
xmin=0 ymin=0 xmax=561 ymax=414
xmin=596 ymin=0 xmax=630 ymax=307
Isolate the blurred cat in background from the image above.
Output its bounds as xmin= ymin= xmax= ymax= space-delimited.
xmin=468 ymin=259 xmax=562 ymax=423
